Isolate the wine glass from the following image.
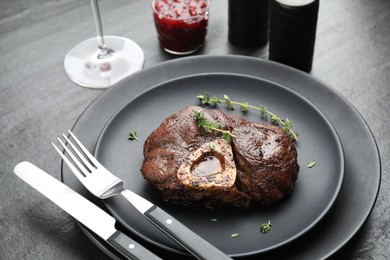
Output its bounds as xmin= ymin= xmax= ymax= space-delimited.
xmin=64 ymin=0 xmax=144 ymax=89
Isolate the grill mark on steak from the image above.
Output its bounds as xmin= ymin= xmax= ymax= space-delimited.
xmin=141 ymin=106 xmax=299 ymax=208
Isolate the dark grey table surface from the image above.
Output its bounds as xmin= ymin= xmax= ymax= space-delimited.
xmin=1 ymin=0 xmax=389 ymax=259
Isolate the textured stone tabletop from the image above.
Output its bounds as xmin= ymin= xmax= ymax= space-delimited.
xmin=1 ymin=0 xmax=389 ymax=259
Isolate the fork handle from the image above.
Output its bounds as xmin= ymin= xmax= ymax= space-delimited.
xmin=107 ymin=231 xmax=162 ymax=260
xmin=144 ymin=206 xmax=232 ymax=260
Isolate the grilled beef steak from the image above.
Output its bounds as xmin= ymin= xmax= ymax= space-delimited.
xmin=141 ymin=106 xmax=299 ymax=208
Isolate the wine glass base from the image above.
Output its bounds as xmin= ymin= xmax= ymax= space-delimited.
xmin=64 ymin=36 xmax=144 ymax=89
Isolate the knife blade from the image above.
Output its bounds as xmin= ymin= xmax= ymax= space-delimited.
xmin=14 ymin=161 xmax=161 ymax=260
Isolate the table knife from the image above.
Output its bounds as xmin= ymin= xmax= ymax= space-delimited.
xmin=14 ymin=161 xmax=162 ymax=260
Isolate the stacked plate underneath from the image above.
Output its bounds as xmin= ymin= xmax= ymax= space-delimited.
xmin=62 ymin=56 xmax=380 ymax=259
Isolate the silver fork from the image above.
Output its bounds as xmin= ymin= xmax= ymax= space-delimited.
xmin=52 ymin=130 xmax=232 ymax=260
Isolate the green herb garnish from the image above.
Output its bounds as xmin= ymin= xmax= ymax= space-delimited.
xmin=197 ymin=93 xmax=298 ymax=141
xmin=307 ymin=161 xmax=316 ymax=168
xmin=260 ymin=220 xmax=272 ymax=234
xmin=128 ymin=131 xmax=139 ymax=141
xmin=193 ymin=110 xmax=236 ymax=143
xmin=230 ymin=233 xmax=239 ymax=238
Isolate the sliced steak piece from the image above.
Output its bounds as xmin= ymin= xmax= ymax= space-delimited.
xmin=232 ymin=122 xmax=299 ymax=205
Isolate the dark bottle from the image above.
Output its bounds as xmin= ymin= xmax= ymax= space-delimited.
xmin=269 ymin=0 xmax=319 ymax=72
xmin=228 ymin=0 xmax=271 ymax=48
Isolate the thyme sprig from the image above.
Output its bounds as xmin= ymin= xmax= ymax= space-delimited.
xmin=197 ymin=93 xmax=298 ymax=141
xmin=193 ymin=109 xmax=236 ymax=143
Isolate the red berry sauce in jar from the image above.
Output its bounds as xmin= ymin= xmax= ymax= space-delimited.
xmin=152 ymin=0 xmax=210 ymax=55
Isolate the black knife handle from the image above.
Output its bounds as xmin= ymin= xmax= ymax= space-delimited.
xmin=145 ymin=206 xmax=232 ymax=260
xmin=107 ymin=231 xmax=162 ymax=260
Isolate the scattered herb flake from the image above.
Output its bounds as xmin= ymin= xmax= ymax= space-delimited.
xmin=128 ymin=131 xmax=138 ymax=141
xmin=260 ymin=220 xmax=272 ymax=234
xmin=209 ymin=142 xmax=215 ymax=151
xmin=307 ymin=161 xmax=316 ymax=168
xmin=231 ymin=233 xmax=239 ymax=238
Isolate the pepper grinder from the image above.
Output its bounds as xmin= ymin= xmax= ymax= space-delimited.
xmin=228 ymin=0 xmax=271 ymax=48
xmin=269 ymin=0 xmax=319 ymax=72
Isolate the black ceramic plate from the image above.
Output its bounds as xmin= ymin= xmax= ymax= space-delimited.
xmin=62 ymin=55 xmax=381 ymax=259
xmin=93 ymin=73 xmax=344 ymax=257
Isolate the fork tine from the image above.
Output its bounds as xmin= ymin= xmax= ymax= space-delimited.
xmin=56 ymin=137 xmax=91 ymax=177
xmin=67 ymin=130 xmax=102 ymax=167
xmin=62 ymin=134 xmax=95 ymax=172
xmin=51 ymin=141 xmax=89 ymax=179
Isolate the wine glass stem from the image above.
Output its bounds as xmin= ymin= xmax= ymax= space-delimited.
xmin=90 ymin=0 xmax=111 ymax=57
